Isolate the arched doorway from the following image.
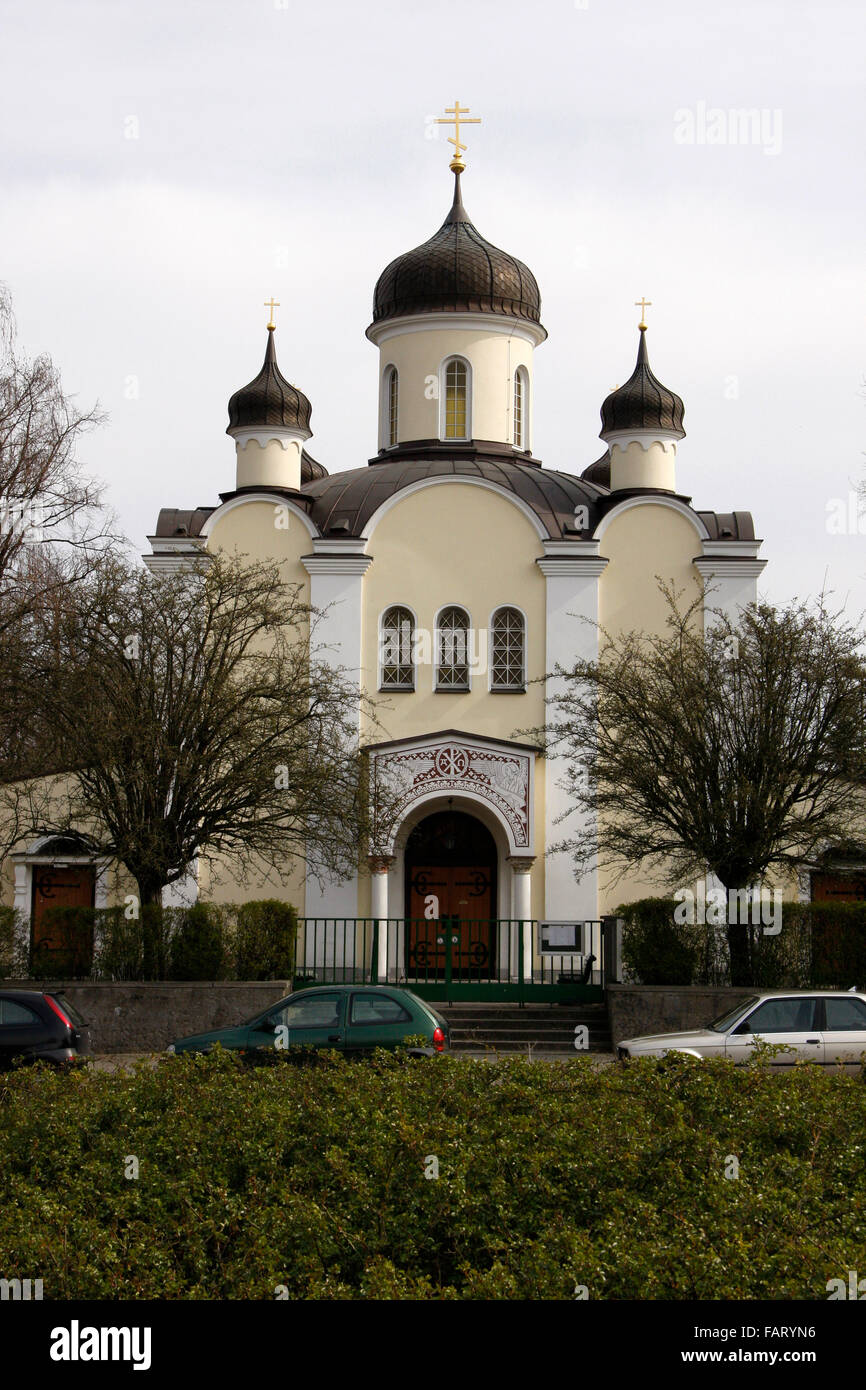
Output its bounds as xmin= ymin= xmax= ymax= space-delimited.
xmin=404 ymin=810 xmax=498 ymax=980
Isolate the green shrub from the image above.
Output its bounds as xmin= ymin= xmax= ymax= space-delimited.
xmin=232 ymin=899 xmax=296 ymax=980
xmin=0 ymin=906 xmax=26 ymax=978
xmin=167 ymin=903 xmax=227 ymax=980
xmin=0 ymin=1051 xmax=865 ymax=1299
xmin=618 ymin=898 xmax=699 ymax=985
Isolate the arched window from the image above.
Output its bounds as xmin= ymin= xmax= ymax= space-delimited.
xmin=443 ymin=358 xmax=468 ymax=440
xmin=387 ymin=368 xmax=399 ymax=447
xmin=436 ymin=606 xmax=470 ymax=690
xmin=513 ymin=369 xmax=527 ymax=449
xmin=491 ymin=607 xmax=525 ymax=691
xmin=379 ymin=606 xmax=414 ymax=690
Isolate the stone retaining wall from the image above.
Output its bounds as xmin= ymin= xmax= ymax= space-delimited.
xmin=2 ymin=981 xmax=292 ymax=1053
xmin=607 ymin=984 xmax=757 ymax=1046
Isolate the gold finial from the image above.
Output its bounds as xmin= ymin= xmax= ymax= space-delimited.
xmin=264 ymin=297 xmax=280 ymax=331
xmin=635 ymin=297 xmax=652 ymax=330
xmin=436 ymin=100 xmax=481 ymax=173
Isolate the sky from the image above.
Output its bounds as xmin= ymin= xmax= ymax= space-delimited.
xmin=1 ymin=0 xmax=864 ymax=609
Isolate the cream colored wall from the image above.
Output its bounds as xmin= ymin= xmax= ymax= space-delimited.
xmin=599 ymin=502 xmax=703 ymax=643
xmin=362 ymin=481 xmax=548 ymax=916
xmin=363 ymin=484 xmax=545 ymax=738
xmin=200 ymin=498 xmax=314 ymax=912
xmin=609 ymin=439 xmax=677 ymax=492
xmin=205 ymin=498 xmax=313 ymax=589
xmin=235 ymin=437 xmax=303 ymax=491
xmin=597 ymin=501 xmax=705 ymax=913
xmin=378 ymin=327 xmax=534 ymax=448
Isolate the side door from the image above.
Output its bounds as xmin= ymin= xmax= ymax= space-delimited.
xmin=725 ymin=996 xmax=823 ymax=1068
xmin=0 ymin=997 xmax=49 ymax=1065
xmin=822 ymin=995 xmax=866 ymax=1073
xmin=247 ymin=992 xmax=346 ymax=1055
xmin=344 ymin=991 xmax=416 ymax=1055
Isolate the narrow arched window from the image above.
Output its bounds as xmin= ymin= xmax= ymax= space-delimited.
xmin=513 ymin=370 xmax=525 ymax=449
xmin=436 ymin=606 xmax=470 ymax=690
xmin=387 ymin=368 xmax=399 ymax=447
xmin=380 ymin=606 xmax=414 ymax=690
xmin=444 ymin=359 xmax=468 ymax=440
xmin=491 ymin=607 xmax=525 ymax=691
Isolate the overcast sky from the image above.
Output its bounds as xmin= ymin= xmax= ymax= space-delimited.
xmin=1 ymin=0 xmax=863 ymax=609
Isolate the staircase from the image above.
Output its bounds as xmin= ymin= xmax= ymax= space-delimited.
xmin=431 ymin=1001 xmax=612 ymax=1056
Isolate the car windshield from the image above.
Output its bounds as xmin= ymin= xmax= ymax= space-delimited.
xmin=244 ymin=997 xmax=290 ymax=1026
xmin=709 ymin=997 xmax=759 ymax=1032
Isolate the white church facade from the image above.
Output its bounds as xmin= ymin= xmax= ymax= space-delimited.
xmin=138 ymin=137 xmax=766 ymax=976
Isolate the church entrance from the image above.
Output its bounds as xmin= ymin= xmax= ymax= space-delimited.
xmin=404 ymin=810 xmax=498 ymax=980
xmin=30 ymin=860 xmax=96 ymax=975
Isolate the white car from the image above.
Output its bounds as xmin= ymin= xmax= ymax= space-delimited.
xmin=617 ymin=991 xmax=866 ymax=1072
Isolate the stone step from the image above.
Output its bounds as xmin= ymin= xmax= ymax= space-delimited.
xmin=436 ymin=1000 xmax=612 ymax=1054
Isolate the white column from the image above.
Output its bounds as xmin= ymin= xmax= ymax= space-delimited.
xmin=369 ymin=856 xmax=393 ymax=981
xmin=12 ymin=863 xmax=30 ymax=968
xmin=694 ymin=545 xmax=766 ymax=631
xmin=301 ymin=547 xmax=373 ymax=922
xmin=536 ymin=546 xmax=608 ymax=920
xmin=509 ymin=856 xmax=534 ymax=980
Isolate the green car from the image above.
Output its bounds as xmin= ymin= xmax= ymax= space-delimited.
xmin=166 ymin=985 xmax=449 ymax=1060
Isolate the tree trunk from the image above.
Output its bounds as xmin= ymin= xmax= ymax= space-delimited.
xmin=135 ymin=878 xmax=167 ymax=981
xmin=725 ymin=886 xmax=753 ymax=987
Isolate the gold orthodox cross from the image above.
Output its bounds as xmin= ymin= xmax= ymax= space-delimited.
xmin=635 ymin=297 xmax=652 ymax=329
xmin=436 ymin=100 xmax=481 ymax=172
xmin=264 ymin=297 xmax=280 ymax=330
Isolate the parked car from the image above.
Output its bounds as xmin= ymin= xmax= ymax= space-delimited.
xmin=167 ymin=985 xmax=450 ymax=1059
xmin=617 ymin=990 xmax=866 ymax=1072
xmin=0 ymin=989 xmax=91 ymax=1069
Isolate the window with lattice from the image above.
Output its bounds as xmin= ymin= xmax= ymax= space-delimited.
xmin=491 ymin=607 xmax=525 ymax=690
xmin=436 ymin=607 xmax=470 ymax=690
xmin=380 ymin=606 xmax=414 ymax=690
xmin=387 ymin=369 xmax=398 ymax=447
xmin=444 ymin=359 xmax=468 ymax=439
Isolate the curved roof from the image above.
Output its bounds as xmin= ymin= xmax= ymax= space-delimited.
xmin=227 ymin=328 xmax=312 ymax=435
xmin=299 ymin=452 xmax=605 ymax=540
xmin=152 ymin=460 xmax=755 ymax=547
xmin=600 ymin=326 xmax=685 ymax=439
xmin=370 ymin=173 xmax=543 ymax=332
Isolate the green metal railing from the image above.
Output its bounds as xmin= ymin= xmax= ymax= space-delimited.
xmin=294 ymin=917 xmax=609 ymax=1003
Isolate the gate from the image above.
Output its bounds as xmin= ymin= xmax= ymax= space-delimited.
xmin=294 ymin=918 xmax=619 ymax=1003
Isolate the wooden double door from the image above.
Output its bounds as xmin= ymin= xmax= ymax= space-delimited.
xmin=31 ymin=863 xmax=96 ymax=974
xmin=405 ymin=812 xmax=497 ymax=979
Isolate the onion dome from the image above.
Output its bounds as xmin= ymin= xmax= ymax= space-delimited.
xmin=370 ymin=172 xmax=544 ymax=334
xmin=599 ymin=326 xmax=685 ymax=441
xmin=581 ymin=450 xmax=611 ymax=489
xmin=226 ymin=327 xmax=312 ymax=436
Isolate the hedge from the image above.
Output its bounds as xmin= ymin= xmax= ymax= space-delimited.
xmin=0 ymin=906 xmax=26 ymax=978
xmin=0 ymin=1050 xmax=865 ymax=1298
xmin=15 ymin=900 xmax=297 ymax=982
xmin=619 ymin=897 xmax=866 ymax=988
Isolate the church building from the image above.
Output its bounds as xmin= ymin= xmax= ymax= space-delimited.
xmin=140 ymin=108 xmax=766 ymax=981
xmin=9 ymin=108 xmax=768 ymax=986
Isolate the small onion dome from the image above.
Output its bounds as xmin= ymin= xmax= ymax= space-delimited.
xmin=370 ymin=172 xmax=544 ymax=334
xmin=226 ymin=327 xmax=312 ymax=436
xmin=599 ymin=326 xmax=685 ymax=441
